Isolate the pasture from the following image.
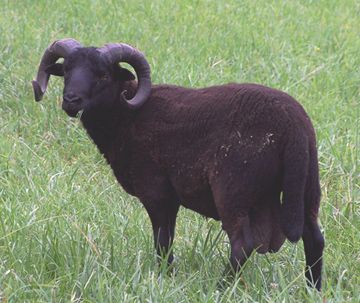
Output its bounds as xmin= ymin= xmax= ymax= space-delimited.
xmin=0 ymin=0 xmax=359 ymax=302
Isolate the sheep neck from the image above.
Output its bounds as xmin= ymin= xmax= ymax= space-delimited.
xmin=80 ymin=81 xmax=137 ymax=158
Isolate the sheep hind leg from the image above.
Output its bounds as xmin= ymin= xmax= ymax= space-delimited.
xmin=221 ymin=216 xmax=254 ymax=277
xmin=302 ymin=219 xmax=324 ymax=291
xmin=228 ymin=216 xmax=255 ymax=272
xmin=217 ymin=216 xmax=254 ymax=289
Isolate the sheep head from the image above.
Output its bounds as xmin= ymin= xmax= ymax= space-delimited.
xmin=32 ymin=39 xmax=152 ymax=117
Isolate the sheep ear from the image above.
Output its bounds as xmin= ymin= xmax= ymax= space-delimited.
xmin=45 ymin=63 xmax=64 ymax=77
xmin=115 ymin=67 xmax=136 ymax=81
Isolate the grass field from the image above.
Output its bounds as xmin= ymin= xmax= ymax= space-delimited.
xmin=0 ymin=0 xmax=359 ymax=302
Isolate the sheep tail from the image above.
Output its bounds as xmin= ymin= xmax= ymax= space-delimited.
xmin=280 ymin=133 xmax=309 ymax=242
xmin=303 ymin=141 xmax=321 ymax=222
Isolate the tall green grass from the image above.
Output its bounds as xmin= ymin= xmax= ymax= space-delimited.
xmin=0 ymin=0 xmax=359 ymax=302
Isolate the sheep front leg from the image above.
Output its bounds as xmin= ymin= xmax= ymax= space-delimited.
xmin=145 ymin=202 xmax=179 ymax=266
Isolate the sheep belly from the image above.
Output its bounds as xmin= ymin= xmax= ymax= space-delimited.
xmin=179 ymin=190 xmax=220 ymax=220
xmin=249 ymin=204 xmax=285 ymax=254
xmin=170 ymin=173 xmax=220 ymax=219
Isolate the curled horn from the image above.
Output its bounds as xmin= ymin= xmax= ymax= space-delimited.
xmin=98 ymin=43 xmax=151 ymax=109
xmin=32 ymin=38 xmax=82 ymax=101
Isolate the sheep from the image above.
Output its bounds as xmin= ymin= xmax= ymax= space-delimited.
xmin=32 ymin=38 xmax=324 ymax=290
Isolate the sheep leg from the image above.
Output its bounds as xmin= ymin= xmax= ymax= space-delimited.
xmin=146 ymin=203 xmax=179 ymax=266
xmin=227 ymin=216 xmax=254 ymax=272
xmin=210 ymin=174 xmax=254 ymax=274
xmin=217 ymin=215 xmax=254 ymax=289
xmin=302 ymin=219 xmax=324 ymax=290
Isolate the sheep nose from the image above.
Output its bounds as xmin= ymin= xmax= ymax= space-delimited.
xmin=63 ymin=92 xmax=82 ymax=103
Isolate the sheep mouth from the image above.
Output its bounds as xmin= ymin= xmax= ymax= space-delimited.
xmin=62 ymin=102 xmax=82 ymax=118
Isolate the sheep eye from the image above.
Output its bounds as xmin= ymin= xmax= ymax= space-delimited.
xmin=98 ymin=74 xmax=109 ymax=82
